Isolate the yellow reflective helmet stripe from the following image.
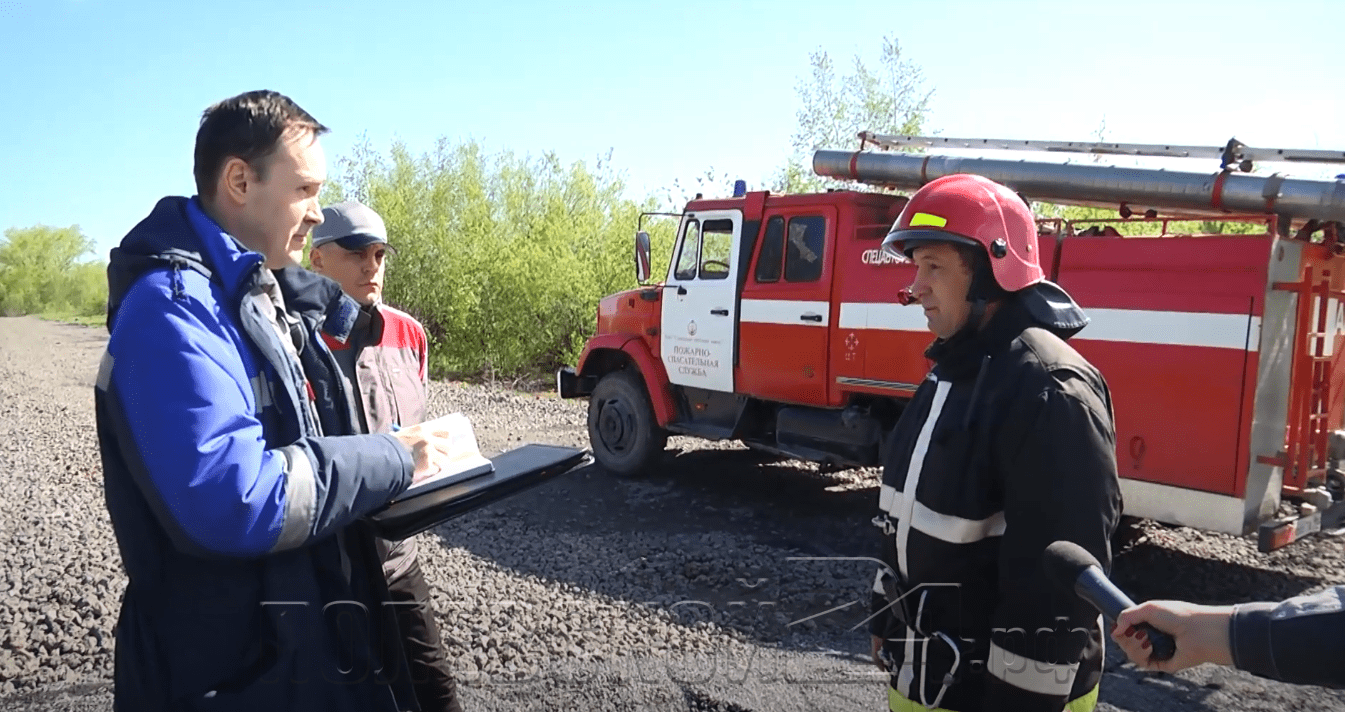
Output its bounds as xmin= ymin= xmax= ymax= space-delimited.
xmin=908 ymin=212 xmax=948 ymax=228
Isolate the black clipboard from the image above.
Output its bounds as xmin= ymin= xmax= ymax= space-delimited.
xmin=367 ymin=442 xmax=591 ymax=540
xmin=388 ymin=460 xmax=495 ymax=502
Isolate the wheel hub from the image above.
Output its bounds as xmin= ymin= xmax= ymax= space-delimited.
xmin=597 ymin=398 xmax=636 ymax=455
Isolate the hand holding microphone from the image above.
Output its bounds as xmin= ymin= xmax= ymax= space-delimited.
xmin=1112 ymin=600 xmax=1236 ymax=674
xmin=1043 ymin=541 xmax=1177 ymax=663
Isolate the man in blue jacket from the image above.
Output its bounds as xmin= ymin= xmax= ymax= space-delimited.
xmin=95 ymin=89 xmax=457 ymax=712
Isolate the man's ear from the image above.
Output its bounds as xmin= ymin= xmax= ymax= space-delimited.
xmin=219 ymin=157 xmax=251 ymax=207
xmin=309 ymin=245 xmax=324 ymax=271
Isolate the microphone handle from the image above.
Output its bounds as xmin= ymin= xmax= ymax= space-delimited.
xmin=1133 ymin=622 xmax=1177 ymax=662
xmin=1075 ymin=568 xmax=1176 ymax=662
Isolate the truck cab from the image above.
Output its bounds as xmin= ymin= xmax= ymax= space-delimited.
xmin=557 ymin=188 xmax=922 ymax=474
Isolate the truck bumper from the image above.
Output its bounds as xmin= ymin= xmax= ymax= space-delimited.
xmin=556 ymin=366 xmax=598 ymax=399
xmin=1258 ymin=496 xmax=1345 ymax=552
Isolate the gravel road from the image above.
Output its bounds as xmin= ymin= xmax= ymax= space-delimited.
xmin=3 ymin=314 xmax=1345 ymax=711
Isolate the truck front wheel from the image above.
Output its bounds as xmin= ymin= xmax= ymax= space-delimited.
xmin=588 ymin=369 xmax=668 ymax=477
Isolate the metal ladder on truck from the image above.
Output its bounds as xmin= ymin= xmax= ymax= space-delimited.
xmin=855 ymin=132 xmax=1345 ymax=172
xmin=1259 ymin=252 xmax=1345 ymax=550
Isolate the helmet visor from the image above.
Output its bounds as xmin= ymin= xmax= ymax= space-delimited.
xmin=880 ymin=228 xmax=979 ymax=260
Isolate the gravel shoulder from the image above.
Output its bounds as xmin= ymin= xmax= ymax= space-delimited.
xmin=3 ymin=315 xmax=1345 ymax=711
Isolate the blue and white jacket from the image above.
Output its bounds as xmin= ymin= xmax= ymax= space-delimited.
xmin=95 ymin=196 xmax=420 ymax=712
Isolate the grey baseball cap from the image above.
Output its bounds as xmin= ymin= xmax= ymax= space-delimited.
xmin=311 ymin=201 xmax=395 ymax=252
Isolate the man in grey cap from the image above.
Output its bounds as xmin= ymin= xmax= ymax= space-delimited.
xmin=311 ymin=201 xmax=463 ymax=712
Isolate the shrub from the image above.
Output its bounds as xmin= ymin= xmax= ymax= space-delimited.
xmin=323 ymin=136 xmax=676 ymax=379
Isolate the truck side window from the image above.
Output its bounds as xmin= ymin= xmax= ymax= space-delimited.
xmin=754 ymin=216 xmax=784 ymax=283
xmin=699 ymin=219 xmax=734 ymax=280
xmin=784 ymin=216 xmax=825 ymax=283
xmin=674 ymin=219 xmax=701 ymax=281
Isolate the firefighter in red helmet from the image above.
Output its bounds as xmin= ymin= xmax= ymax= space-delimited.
xmin=867 ymin=174 xmax=1122 ymax=712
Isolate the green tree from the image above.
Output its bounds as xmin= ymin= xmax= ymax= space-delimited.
xmin=658 ymin=165 xmax=739 ymax=213
xmin=0 ymin=225 xmax=107 ymax=318
xmin=322 ymin=136 xmax=676 ymax=380
xmin=774 ymin=34 xmax=933 ymax=194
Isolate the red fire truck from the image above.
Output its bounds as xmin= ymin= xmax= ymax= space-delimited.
xmin=557 ymin=133 xmax=1345 ymax=552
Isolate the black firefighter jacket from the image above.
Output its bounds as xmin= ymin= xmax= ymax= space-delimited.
xmin=870 ymin=293 xmax=1123 ymax=712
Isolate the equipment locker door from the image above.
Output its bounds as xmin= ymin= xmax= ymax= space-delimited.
xmin=1058 ymin=234 xmax=1266 ymax=502
xmin=661 ymin=210 xmax=742 ymax=393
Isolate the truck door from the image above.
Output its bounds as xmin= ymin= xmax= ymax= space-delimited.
xmin=661 ymin=210 xmax=741 ymax=393
xmin=737 ymin=208 xmax=835 ymax=404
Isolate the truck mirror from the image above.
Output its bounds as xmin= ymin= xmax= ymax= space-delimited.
xmin=635 ymin=230 xmax=652 ymax=284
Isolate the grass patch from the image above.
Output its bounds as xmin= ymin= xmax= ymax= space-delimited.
xmin=40 ymin=312 xmax=106 ymax=329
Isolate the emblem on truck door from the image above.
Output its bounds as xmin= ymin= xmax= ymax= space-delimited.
xmin=688 ymin=320 xmax=698 ymax=336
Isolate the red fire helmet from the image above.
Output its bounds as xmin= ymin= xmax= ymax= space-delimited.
xmin=880 ymin=173 xmax=1044 ymax=293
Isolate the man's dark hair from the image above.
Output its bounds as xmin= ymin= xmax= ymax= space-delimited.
xmin=193 ymin=90 xmax=329 ymax=201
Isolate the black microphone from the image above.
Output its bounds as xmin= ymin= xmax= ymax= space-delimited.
xmin=1043 ymin=540 xmax=1176 ymax=662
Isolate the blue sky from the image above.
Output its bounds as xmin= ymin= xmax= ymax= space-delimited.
xmin=2 ymin=0 xmax=1342 ymax=259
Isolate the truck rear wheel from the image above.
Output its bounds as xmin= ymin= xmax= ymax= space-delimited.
xmin=588 ymin=369 xmax=668 ymax=477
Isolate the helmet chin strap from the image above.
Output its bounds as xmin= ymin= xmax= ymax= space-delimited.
xmin=949 ymin=295 xmax=989 ymax=343
xmin=949 ymin=263 xmax=998 ymax=342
